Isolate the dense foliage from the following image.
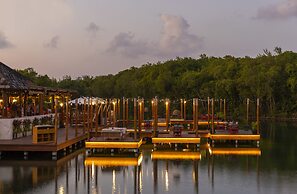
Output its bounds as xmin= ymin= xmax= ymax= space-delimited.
xmin=17 ymin=49 xmax=297 ymax=117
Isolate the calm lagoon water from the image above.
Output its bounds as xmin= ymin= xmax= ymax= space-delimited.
xmin=1 ymin=121 xmax=297 ymax=194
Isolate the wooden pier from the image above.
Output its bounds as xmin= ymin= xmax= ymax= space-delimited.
xmin=84 ymin=154 xmax=143 ymax=166
xmin=151 ymin=150 xmax=201 ymax=160
xmin=209 ymin=147 xmax=261 ymax=156
xmin=0 ymin=127 xmax=86 ymax=159
xmin=85 ymin=137 xmax=142 ymax=149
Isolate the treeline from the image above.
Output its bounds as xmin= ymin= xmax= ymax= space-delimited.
xmin=18 ymin=48 xmax=297 ymax=117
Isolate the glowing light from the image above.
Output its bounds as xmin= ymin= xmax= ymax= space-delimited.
xmin=151 ymin=100 xmax=154 ymax=104
xmin=0 ymin=99 xmax=3 ymax=103
xmin=165 ymin=101 xmax=169 ymax=105
xmin=12 ymin=99 xmax=17 ymax=103
xmin=184 ymin=101 xmax=187 ymax=104
xmin=59 ymin=102 xmax=64 ymax=107
xmin=85 ymin=139 xmax=142 ymax=149
xmin=112 ymin=170 xmax=116 ymax=194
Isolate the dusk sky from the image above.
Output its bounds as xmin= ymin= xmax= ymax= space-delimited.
xmin=1 ymin=0 xmax=297 ymax=78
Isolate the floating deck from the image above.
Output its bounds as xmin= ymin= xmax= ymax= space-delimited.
xmin=84 ymin=154 xmax=143 ymax=166
xmin=152 ymin=132 xmax=200 ymax=144
xmin=151 ymin=151 xmax=201 ymax=160
xmin=209 ymin=147 xmax=261 ymax=156
xmin=210 ymin=134 xmax=260 ymax=141
xmin=85 ymin=137 xmax=142 ymax=149
xmin=0 ymin=127 xmax=86 ymax=153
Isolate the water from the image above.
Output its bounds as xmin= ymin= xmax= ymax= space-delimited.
xmin=1 ymin=121 xmax=297 ymax=194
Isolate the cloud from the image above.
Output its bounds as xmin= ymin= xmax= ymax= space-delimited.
xmin=107 ymin=32 xmax=151 ymax=58
xmin=86 ymin=22 xmax=100 ymax=39
xmin=158 ymin=14 xmax=204 ymax=57
xmin=107 ymin=14 xmax=204 ymax=58
xmin=0 ymin=31 xmax=13 ymax=49
xmin=255 ymin=0 xmax=297 ymax=20
xmin=44 ymin=36 xmax=60 ymax=49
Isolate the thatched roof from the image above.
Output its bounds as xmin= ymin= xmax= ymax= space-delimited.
xmin=0 ymin=62 xmax=74 ymax=94
xmin=0 ymin=62 xmax=41 ymax=90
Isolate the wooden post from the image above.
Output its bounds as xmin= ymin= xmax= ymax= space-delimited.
xmin=138 ymin=99 xmax=142 ymax=135
xmin=257 ymin=98 xmax=260 ymax=134
xmin=134 ymin=98 xmax=137 ymax=139
xmin=207 ymin=97 xmax=210 ymax=129
xmin=184 ymin=100 xmax=187 ymax=120
xmin=126 ymin=99 xmax=129 ymax=127
xmin=219 ymin=99 xmax=222 ymax=115
xmin=117 ymin=99 xmax=120 ymax=121
xmin=211 ymin=98 xmax=214 ymax=134
xmin=223 ymin=99 xmax=226 ymax=121
xmin=75 ymin=98 xmax=78 ymax=137
xmin=196 ymin=98 xmax=199 ymax=137
xmin=54 ymin=98 xmax=58 ymax=145
xmin=165 ymin=99 xmax=169 ymax=131
xmin=151 ymin=99 xmax=154 ymax=121
xmin=39 ymin=94 xmax=44 ymax=115
xmin=155 ymin=98 xmax=159 ymax=136
xmin=51 ymin=95 xmax=55 ymax=114
xmin=180 ymin=99 xmax=184 ymax=119
xmin=193 ymin=98 xmax=196 ymax=131
xmin=123 ymin=97 xmax=126 ymax=127
xmin=247 ymin=98 xmax=250 ymax=123
xmin=113 ymin=100 xmax=116 ymax=127
xmin=90 ymin=98 xmax=93 ymax=133
xmin=95 ymin=99 xmax=99 ymax=138
xmin=65 ymin=96 xmax=69 ymax=141
xmin=83 ymin=98 xmax=86 ymax=134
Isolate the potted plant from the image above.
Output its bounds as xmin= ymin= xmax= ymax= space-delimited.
xmin=12 ymin=119 xmax=22 ymax=139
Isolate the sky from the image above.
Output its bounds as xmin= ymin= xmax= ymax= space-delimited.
xmin=1 ymin=0 xmax=297 ymax=78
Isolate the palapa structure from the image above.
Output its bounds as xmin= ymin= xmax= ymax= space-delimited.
xmin=0 ymin=62 xmax=73 ymax=118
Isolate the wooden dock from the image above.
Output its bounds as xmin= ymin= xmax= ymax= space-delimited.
xmin=85 ymin=137 xmax=142 ymax=149
xmin=0 ymin=127 xmax=86 ymax=159
xmin=84 ymin=154 xmax=143 ymax=166
xmin=209 ymin=147 xmax=261 ymax=156
xmin=152 ymin=131 xmax=200 ymax=145
xmin=151 ymin=151 xmax=201 ymax=160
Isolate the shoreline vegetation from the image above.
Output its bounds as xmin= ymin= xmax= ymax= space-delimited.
xmin=17 ymin=48 xmax=297 ymax=118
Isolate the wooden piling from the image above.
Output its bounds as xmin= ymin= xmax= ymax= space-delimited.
xmin=257 ymin=98 xmax=260 ymax=134
xmin=65 ymin=96 xmax=69 ymax=141
xmin=134 ymin=98 xmax=137 ymax=139
xmin=75 ymin=98 xmax=78 ymax=137
xmin=54 ymin=98 xmax=58 ymax=145
xmin=211 ymin=98 xmax=214 ymax=134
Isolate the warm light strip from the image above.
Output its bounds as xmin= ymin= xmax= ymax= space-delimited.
xmin=211 ymin=134 xmax=260 ymax=140
xmin=85 ymin=139 xmax=142 ymax=149
xmin=210 ymin=148 xmax=261 ymax=156
xmin=84 ymin=155 xmax=143 ymax=166
xmin=151 ymin=151 xmax=201 ymax=160
xmin=152 ymin=137 xmax=200 ymax=144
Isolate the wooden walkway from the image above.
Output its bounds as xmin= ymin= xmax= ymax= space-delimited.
xmin=0 ymin=127 xmax=87 ymax=152
xmin=85 ymin=137 xmax=142 ymax=149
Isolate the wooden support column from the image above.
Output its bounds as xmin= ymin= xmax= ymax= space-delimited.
xmin=165 ymin=99 xmax=169 ymax=131
xmin=207 ymin=97 xmax=210 ymax=129
xmin=95 ymin=101 xmax=100 ymax=138
xmin=184 ymin=99 xmax=187 ymax=120
xmin=193 ymin=98 xmax=196 ymax=131
xmin=196 ymin=98 xmax=199 ymax=137
xmin=211 ymin=98 xmax=214 ymax=134
xmin=65 ymin=96 xmax=69 ymax=141
xmin=151 ymin=99 xmax=154 ymax=121
xmin=113 ymin=100 xmax=116 ymax=127
xmin=126 ymin=99 xmax=129 ymax=127
xmin=54 ymin=98 xmax=58 ymax=145
xmin=153 ymin=98 xmax=158 ymax=137
xmin=90 ymin=98 xmax=93 ymax=133
xmin=123 ymin=97 xmax=126 ymax=127
xmin=257 ymin=98 xmax=260 ymax=134
xmin=75 ymin=98 xmax=78 ymax=137
xmin=138 ymin=99 xmax=143 ymax=135
xmin=219 ymin=99 xmax=222 ymax=115
xmin=134 ymin=98 xmax=137 ymax=139
xmin=117 ymin=99 xmax=120 ymax=121
xmin=51 ymin=95 xmax=55 ymax=113
xmin=23 ymin=93 xmax=28 ymax=117
xmin=39 ymin=94 xmax=44 ymax=115
xmin=223 ymin=99 xmax=226 ymax=121
xmin=180 ymin=99 xmax=184 ymax=119
xmin=83 ymin=98 xmax=86 ymax=134
xmin=247 ymin=98 xmax=250 ymax=123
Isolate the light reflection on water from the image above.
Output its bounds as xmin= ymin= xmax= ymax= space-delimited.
xmin=0 ymin=122 xmax=297 ymax=194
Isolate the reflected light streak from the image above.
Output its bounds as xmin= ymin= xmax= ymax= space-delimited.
xmin=165 ymin=170 xmax=169 ymax=191
xmin=112 ymin=170 xmax=116 ymax=194
xmin=59 ymin=185 xmax=65 ymax=194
